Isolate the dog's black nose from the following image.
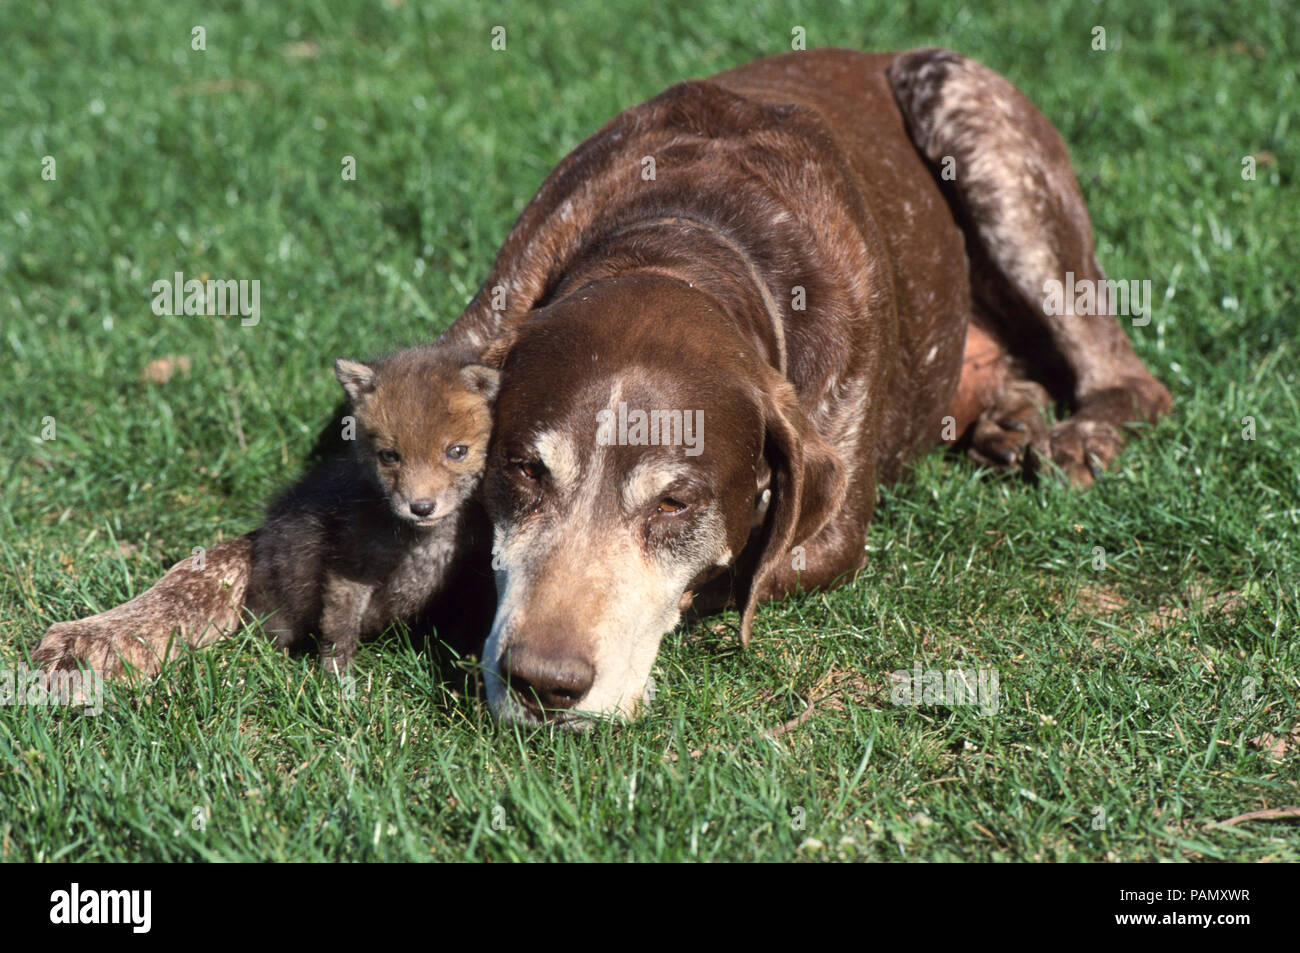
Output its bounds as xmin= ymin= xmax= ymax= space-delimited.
xmin=502 ymin=644 xmax=594 ymax=716
xmin=409 ymin=499 xmax=436 ymax=517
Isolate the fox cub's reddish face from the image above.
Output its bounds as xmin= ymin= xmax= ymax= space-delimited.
xmin=335 ymin=353 xmax=498 ymax=526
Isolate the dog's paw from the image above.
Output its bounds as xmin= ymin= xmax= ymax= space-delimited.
xmin=968 ymin=379 xmax=1050 ymax=471
xmin=34 ymin=619 xmax=167 ymax=679
xmin=1028 ymin=418 xmax=1124 ymax=488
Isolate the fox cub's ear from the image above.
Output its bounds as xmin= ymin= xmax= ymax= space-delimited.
xmin=334 ymin=359 xmax=376 ymax=402
xmin=460 ymin=364 xmax=500 ymax=402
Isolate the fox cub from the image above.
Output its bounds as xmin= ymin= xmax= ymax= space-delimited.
xmin=246 ymin=347 xmax=498 ymax=675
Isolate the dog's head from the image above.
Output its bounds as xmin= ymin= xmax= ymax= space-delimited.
xmin=479 ymin=276 xmax=844 ymax=726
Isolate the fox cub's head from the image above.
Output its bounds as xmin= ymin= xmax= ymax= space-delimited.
xmin=334 ymin=349 xmax=498 ymax=527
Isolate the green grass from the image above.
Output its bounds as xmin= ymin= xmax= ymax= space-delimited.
xmin=1 ymin=0 xmax=1297 ymax=861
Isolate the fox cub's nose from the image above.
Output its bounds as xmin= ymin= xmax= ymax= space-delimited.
xmin=409 ymin=499 xmax=437 ymax=518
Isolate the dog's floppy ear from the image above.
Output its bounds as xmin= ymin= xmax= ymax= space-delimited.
xmin=736 ymin=365 xmax=846 ymax=647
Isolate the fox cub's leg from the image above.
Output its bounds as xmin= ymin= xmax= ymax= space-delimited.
xmin=318 ymin=574 xmax=372 ymax=678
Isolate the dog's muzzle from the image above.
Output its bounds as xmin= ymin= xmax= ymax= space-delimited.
xmin=498 ymin=641 xmax=595 ymax=720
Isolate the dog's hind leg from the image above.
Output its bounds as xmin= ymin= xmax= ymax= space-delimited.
xmin=889 ymin=48 xmax=1172 ymax=485
xmin=34 ymin=535 xmax=254 ymax=680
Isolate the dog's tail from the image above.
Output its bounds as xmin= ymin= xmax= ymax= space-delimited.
xmin=34 ymin=535 xmax=255 ymax=679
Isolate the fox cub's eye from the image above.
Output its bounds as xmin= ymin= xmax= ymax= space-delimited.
xmin=446 ymin=444 xmax=469 ymax=461
xmin=378 ymin=449 xmax=401 ymax=465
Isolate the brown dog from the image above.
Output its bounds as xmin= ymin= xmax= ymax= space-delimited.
xmin=35 ymin=48 xmax=1170 ymax=724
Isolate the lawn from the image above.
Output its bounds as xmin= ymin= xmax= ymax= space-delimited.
xmin=0 ymin=0 xmax=1296 ymax=861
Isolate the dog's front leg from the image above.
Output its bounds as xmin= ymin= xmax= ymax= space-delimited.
xmin=33 ymin=535 xmax=254 ymax=680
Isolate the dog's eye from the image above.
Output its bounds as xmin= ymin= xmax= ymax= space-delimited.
xmin=515 ymin=460 xmax=545 ymax=483
xmin=378 ymin=449 xmax=401 ymax=465
xmin=446 ymin=444 xmax=468 ymax=461
xmin=656 ymin=497 xmax=689 ymax=515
